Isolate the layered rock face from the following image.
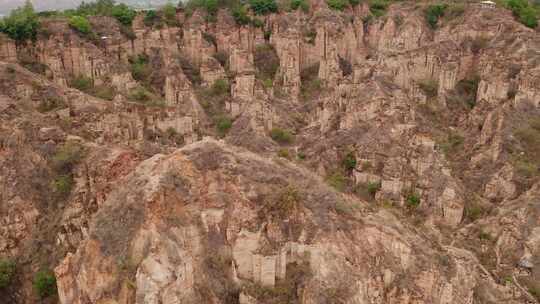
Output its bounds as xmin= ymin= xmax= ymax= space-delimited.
xmin=1 ymin=1 xmax=540 ymax=304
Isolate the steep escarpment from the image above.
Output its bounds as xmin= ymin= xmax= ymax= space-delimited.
xmin=1 ymin=0 xmax=540 ymax=303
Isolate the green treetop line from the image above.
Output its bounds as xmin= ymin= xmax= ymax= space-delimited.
xmin=0 ymin=0 xmax=538 ymax=44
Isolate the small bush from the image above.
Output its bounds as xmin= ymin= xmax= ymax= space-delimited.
xmin=52 ymin=175 xmax=74 ymax=195
xmin=291 ymin=0 xmax=309 ymax=12
xmin=254 ymin=44 xmax=280 ymax=81
xmin=335 ymin=201 xmax=357 ymax=215
xmin=439 ymin=132 xmax=464 ymax=156
xmin=405 ymin=190 xmax=421 ymax=209
xmin=69 ymin=16 xmax=92 ymax=35
xmin=70 ymin=75 xmax=93 ymax=92
xmin=52 ymin=142 xmax=83 ymax=173
xmin=425 ymin=4 xmax=447 ymax=29
xmin=327 ymin=0 xmax=348 ymax=11
xmin=33 ymin=270 xmax=57 ymax=299
xmin=464 ymin=202 xmax=485 ymax=222
xmin=326 ymin=172 xmax=348 ymax=192
xmin=418 ymin=79 xmax=439 ymax=98
xmin=367 ymin=181 xmax=381 ymax=196
xmin=0 ymin=259 xmax=16 ymax=289
xmin=277 ymin=148 xmax=291 ymax=159
xmin=249 ymin=0 xmax=279 ymax=15
xmin=304 ymin=29 xmax=316 ymax=44
xmin=211 ymin=79 xmax=230 ymax=96
xmin=338 ymin=56 xmax=353 ymax=77
xmin=215 ymin=115 xmax=232 ymax=136
xmin=341 ymin=151 xmax=357 ymax=171
xmin=270 ymin=128 xmax=293 ymax=144
xmin=129 ymin=54 xmax=151 ymax=82
xmin=267 ymin=186 xmax=302 ymax=218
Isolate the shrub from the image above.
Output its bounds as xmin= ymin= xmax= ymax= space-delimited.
xmin=439 ymin=132 xmax=464 ymax=156
xmin=270 ymin=128 xmax=293 ymax=144
xmin=326 ymin=172 xmax=348 ymax=192
xmin=33 ymin=270 xmax=57 ymax=299
xmin=128 ymin=86 xmax=153 ymax=102
xmin=69 ymin=75 xmax=94 ymax=92
xmin=367 ymin=181 xmax=381 ymax=196
xmin=213 ymin=51 xmax=228 ymax=67
xmin=338 ymin=56 xmax=353 ymax=77
xmin=277 ymin=148 xmax=291 ymax=159
xmin=513 ymin=117 xmax=540 ymax=178
xmin=418 ymin=79 xmax=439 ymax=98
xmin=254 ymin=44 xmax=280 ymax=81
xmin=0 ymin=259 xmax=16 ymax=289
xmin=464 ymin=202 xmax=485 ymax=222
xmin=249 ymin=0 xmax=279 ymax=15
xmin=52 ymin=175 xmax=74 ymax=195
xmin=111 ymin=4 xmax=137 ymax=26
xmin=425 ymin=4 xmax=447 ymax=29
xmin=215 ymin=115 xmax=232 ymax=136
xmin=69 ymin=16 xmax=92 ymax=35
xmin=267 ymin=185 xmax=302 ymax=217
xmin=335 ymin=201 xmax=357 ymax=215
xmin=327 ymin=0 xmax=348 ymax=11
xmin=341 ymin=151 xmax=357 ymax=171
xmin=211 ymin=79 xmax=230 ymax=96
xmin=0 ymin=1 xmax=39 ymax=43
xmin=52 ymin=142 xmax=84 ymax=173
xmin=291 ymin=0 xmax=309 ymax=12
xmin=129 ymin=54 xmax=151 ymax=82
xmin=405 ymin=190 xmax=421 ymax=209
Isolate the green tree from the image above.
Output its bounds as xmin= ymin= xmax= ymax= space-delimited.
xmin=0 ymin=1 xmax=39 ymax=43
xmin=111 ymin=4 xmax=137 ymax=26
xmin=162 ymin=3 xmax=178 ymax=24
xmin=249 ymin=0 xmax=278 ymax=15
xmin=69 ymin=16 xmax=92 ymax=35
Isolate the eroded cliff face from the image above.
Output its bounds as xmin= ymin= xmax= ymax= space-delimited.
xmin=1 ymin=1 xmax=540 ymax=303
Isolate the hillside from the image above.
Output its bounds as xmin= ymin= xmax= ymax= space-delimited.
xmin=0 ymin=0 xmax=540 ymax=303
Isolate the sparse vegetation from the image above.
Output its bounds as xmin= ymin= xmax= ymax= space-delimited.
xmin=335 ymin=200 xmax=358 ymax=215
xmin=0 ymin=259 xmax=16 ymax=289
xmin=300 ymin=64 xmax=322 ymax=101
xmin=425 ymin=4 xmax=447 ymax=29
xmin=464 ymin=201 xmax=486 ymax=222
xmin=266 ymin=185 xmax=303 ymax=218
xmin=438 ymin=132 xmax=464 ymax=157
xmin=277 ymin=148 xmax=291 ymax=159
xmin=327 ymin=0 xmax=348 ymax=11
xmin=341 ymin=151 xmax=357 ymax=171
xmin=254 ymin=44 xmax=280 ymax=84
xmin=291 ymin=0 xmax=310 ymax=12
xmin=418 ymin=78 xmax=439 ymax=98
xmin=52 ymin=175 xmax=74 ymax=195
xmin=69 ymin=75 xmax=93 ymax=92
xmin=354 ymin=181 xmax=381 ymax=201
xmin=338 ymin=56 xmax=353 ymax=77
xmin=69 ymin=16 xmax=93 ymax=35
xmin=448 ymin=75 xmax=480 ymax=109
xmin=215 ymin=115 xmax=233 ymax=136
xmin=52 ymin=141 xmax=84 ymax=174
xmin=33 ymin=270 xmax=57 ymax=299
xmin=245 ymin=259 xmax=312 ymax=303
xmin=326 ymin=171 xmax=348 ymax=192
xmin=370 ymin=0 xmax=390 ymax=17
xmin=512 ymin=117 xmax=540 ymax=179
xmin=270 ymin=128 xmax=293 ymax=144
